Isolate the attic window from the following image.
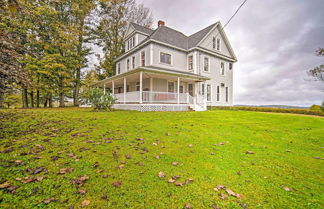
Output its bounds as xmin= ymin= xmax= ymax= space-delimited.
xmin=212 ymin=37 xmax=216 ymax=49
xmin=216 ymin=38 xmax=221 ymax=51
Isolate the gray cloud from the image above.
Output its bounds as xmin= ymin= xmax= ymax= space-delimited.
xmin=138 ymin=0 xmax=324 ymax=106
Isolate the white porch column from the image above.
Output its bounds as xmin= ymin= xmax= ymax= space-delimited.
xmin=103 ymin=83 xmax=106 ymax=95
xmin=123 ymin=77 xmax=126 ymax=104
xmin=177 ymin=77 xmax=180 ymax=104
xmin=139 ymin=71 xmax=143 ymax=104
xmin=112 ymin=80 xmax=115 ymax=95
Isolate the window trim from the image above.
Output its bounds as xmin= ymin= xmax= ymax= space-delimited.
xmin=117 ymin=63 xmax=121 ymax=74
xmin=216 ymin=85 xmax=220 ymax=102
xmin=206 ymin=84 xmax=212 ymax=102
xmin=188 ymin=55 xmax=193 ymax=71
xmin=141 ymin=51 xmax=145 ymax=67
xmin=167 ymin=81 xmax=175 ymax=92
xmin=220 ymin=62 xmax=225 ymax=76
xmin=216 ymin=38 xmax=221 ymax=51
xmin=159 ymin=51 xmax=172 ymax=65
xmin=132 ymin=56 xmax=135 ymax=69
xmin=203 ymin=56 xmax=210 ymax=72
xmin=127 ymin=59 xmax=130 ymax=71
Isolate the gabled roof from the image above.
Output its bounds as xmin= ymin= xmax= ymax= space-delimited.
xmin=130 ymin=22 xmax=154 ymax=35
xmin=188 ymin=23 xmax=217 ymax=49
xmin=150 ymin=26 xmax=189 ymax=50
xmin=121 ymin=22 xmax=237 ymax=62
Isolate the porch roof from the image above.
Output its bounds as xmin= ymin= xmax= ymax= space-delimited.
xmin=93 ymin=66 xmax=209 ymax=87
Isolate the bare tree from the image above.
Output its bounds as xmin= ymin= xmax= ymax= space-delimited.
xmin=308 ymin=48 xmax=324 ymax=82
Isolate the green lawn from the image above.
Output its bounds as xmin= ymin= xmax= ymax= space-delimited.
xmin=0 ymin=108 xmax=323 ymax=209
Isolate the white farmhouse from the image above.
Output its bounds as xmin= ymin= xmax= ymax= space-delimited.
xmin=95 ymin=20 xmax=237 ymax=111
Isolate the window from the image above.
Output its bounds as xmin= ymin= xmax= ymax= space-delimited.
xmin=160 ymin=52 xmax=171 ymax=64
xmin=216 ymin=86 xmax=220 ymax=101
xmin=132 ymin=56 xmax=135 ymax=69
xmin=126 ymin=85 xmax=130 ymax=92
xmin=229 ymin=63 xmax=233 ymax=70
xmin=212 ymin=37 xmax=216 ymax=49
xmin=204 ymin=57 xmax=209 ymax=72
xmin=141 ymin=51 xmax=145 ymax=66
xmin=127 ymin=40 xmax=130 ymax=50
xmin=221 ymin=62 xmax=225 ymax=75
xmin=130 ymin=38 xmax=133 ymax=48
xmin=179 ymin=85 xmax=184 ymax=93
xmin=127 ymin=59 xmax=130 ymax=71
xmin=216 ymin=38 xmax=220 ymax=50
xmin=188 ymin=55 xmax=193 ymax=71
xmin=207 ymin=84 xmax=211 ymax=102
xmin=117 ymin=63 xmax=121 ymax=74
xmin=201 ymin=83 xmax=205 ymax=95
xmin=168 ymin=82 xmax=174 ymax=92
xmin=136 ymin=82 xmax=140 ymax=91
xmin=132 ymin=36 xmax=136 ymax=47
xmin=226 ymin=87 xmax=228 ymax=102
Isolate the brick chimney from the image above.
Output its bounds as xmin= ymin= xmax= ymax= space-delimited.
xmin=158 ymin=20 xmax=165 ymax=27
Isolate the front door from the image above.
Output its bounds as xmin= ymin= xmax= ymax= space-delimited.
xmin=188 ymin=84 xmax=193 ymax=96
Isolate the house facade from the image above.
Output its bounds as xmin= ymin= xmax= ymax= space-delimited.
xmin=95 ymin=21 xmax=237 ymax=111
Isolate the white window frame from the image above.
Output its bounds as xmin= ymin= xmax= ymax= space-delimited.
xmin=117 ymin=63 xmax=121 ymax=74
xmin=216 ymin=38 xmax=221 ymax=51
xmin=216 ymin=85 xmax=220 ymax=102
xmin=220 ymin=62 xmax=225 ymax=76
xmin=188 ymin=55 xmax=193 ymax=71
xmin=132 ymin=56 xmax=135 ymax=69
xmin=203 ymin=56 xmax=210 ymax=72
xmin=229 ymin=63 xmax=233 ymax=70
xmin=206 ymin=84 xmax=212 ymax=102
xmin=141 ymin=51 xmax=145 ymax=67
xmin=160 ymin=51 xmax=172 ymax=65
xmin=167 ymin=81 xmax=175 ymax=92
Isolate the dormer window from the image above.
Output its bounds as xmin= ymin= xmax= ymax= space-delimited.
xmin=126 ymin=35 xmax=136 ymax=51
xmin=160 ymin=52 xmax=171 ymax=64
xmin=212 ymin=37 xmax=216 ymax=49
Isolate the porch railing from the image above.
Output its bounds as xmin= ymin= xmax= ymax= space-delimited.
xmin=114 ymin=91 xmax=193 ymax=104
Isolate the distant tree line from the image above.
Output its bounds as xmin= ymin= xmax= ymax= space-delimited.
xmin=0 ymin=0 xmax=153 ymax=108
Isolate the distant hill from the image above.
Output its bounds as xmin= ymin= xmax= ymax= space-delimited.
xmin=234 ymin=105 xmax=309 ymax=109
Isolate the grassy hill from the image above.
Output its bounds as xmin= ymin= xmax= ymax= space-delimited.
xmin=0 ymin=108 xmax=323 ymax=208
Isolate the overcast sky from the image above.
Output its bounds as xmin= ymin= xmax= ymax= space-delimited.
xmin=135 ymin=0 xmax=324 ymax=106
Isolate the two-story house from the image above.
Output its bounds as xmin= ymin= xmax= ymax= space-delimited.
xmin=95 ymin=20 xmax=237 ymax=111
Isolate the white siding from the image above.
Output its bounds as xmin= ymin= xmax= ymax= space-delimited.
xmin=151 ymin=44 xmax=187 ymax=72
xmin=197 ymin=51 xmax=233 ymax=106
xmin=198 ymin=25 xmax=233 ymax=59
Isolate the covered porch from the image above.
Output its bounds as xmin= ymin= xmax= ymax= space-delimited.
xmin=94 ymin=67 xmax=209 ymax=111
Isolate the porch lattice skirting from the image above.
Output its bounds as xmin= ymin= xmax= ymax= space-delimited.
xmin=113 ymin=104 xmax=190 ymax=112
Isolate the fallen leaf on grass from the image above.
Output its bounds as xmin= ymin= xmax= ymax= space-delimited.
xmin=125 ymin=154 xmax=131 ymax=159
xmin=81 ymin=200 xmax=90 ymax=206
xmin=283 ymin=187 xmax=291 ymax=191
xmin=21 ymin=176 xmax=36 ymax=184
xmin=246 ymin=151 xmax=254 ymax=154
xmin=43 ymin=197 xmax=55 ymax=205
xmin=14 ymin=160 xmax=24 ymax=165
xmin=0 ymin=181 xmax=11 ymax=189
xmin=225 ymin=189 xmax=236 ymax=196
xmin=71 ymin=176 xmax=89 ymax=187
xmin=211 ymin=204 xmax=220 ymax=209
xmin=185 ymin=178 xmax=194 ymax=184
xmin=218 ymin=193 xmax=228 ymax=200
xmin=78 ymin=189 xmax=87 ymax=195
xmin=58 ymin=168 xmax=74 ymax=174
xmin=158 ymin=172 xmax=165 ymax=178
xmin=168 ymin=178 xmax=175 ymax=183
xmin=175 ymin=182 xmax=183 ymax=186
xmin=184 ymin=203 xmax=192 ymax=208
xmin=172 ymin=162 xmax=179 ymax=166
xmin=93 ymin=162 xmax=99 ymax=168
xmin=112 ymin=181 xmax=121 ymax=188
